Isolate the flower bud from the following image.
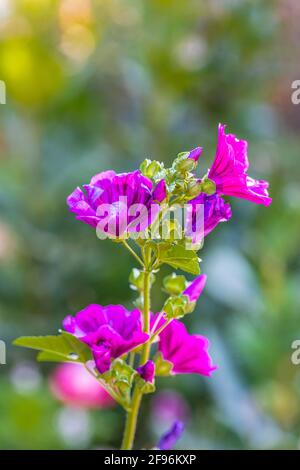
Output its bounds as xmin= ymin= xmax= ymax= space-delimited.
xmin=188 ymin=147 xmax=203 ymax=162
xmin=140 ymin=159 xmax=164 ymax=179
xmin=186 ymin=180 xmax=202 ymax=198
xmin=129 ymin=268 xmax=156 ymax=292
xmin=200 ymin=177 xmax=216 ymax=195
xmin=163 ymin=273 xmax=187 ymax=296
xmin=174 ymin=154 xmax=196 ymax=173
xmin=163 ymin=295 xmax=188 ymax=320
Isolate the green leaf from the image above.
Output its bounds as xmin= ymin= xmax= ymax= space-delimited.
xmin=13 ymin=332 xmax=92 ymax=364
xmin=158 ymin=243 xmax=200 ymax=275
xmin=36 ymin=351 xmax=75 ymax=363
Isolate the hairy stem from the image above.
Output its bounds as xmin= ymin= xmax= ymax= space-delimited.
xmin=150 ymin=318 xmax=172 ymax=344
xmin=122 ymin=240 xmax=144 ymax=267
xmin=121 ymin=387 xmax=142 ymax=450
xmin=121 ymin=246 xmax=152 ymax=450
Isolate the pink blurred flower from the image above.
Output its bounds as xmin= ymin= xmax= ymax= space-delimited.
xmin=50 ymin=363 xmax=115 ymax=409
xmin=152 ymin=390 xmax=189 ymax=425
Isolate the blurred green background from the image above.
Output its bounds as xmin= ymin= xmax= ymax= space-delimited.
xmin=1 ymin=0 xmax=300 ymax=450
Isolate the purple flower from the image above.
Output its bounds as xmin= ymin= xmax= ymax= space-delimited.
xmin=158 ymin=319 xmax=217 ymax=376
xmin=63 ymin=304 xmax=148 ymax=374
xmin=188 ymin=147 xmax=203 ymax=162
xmin=158 ymin=421 xmax=185 ymax=450
xmin=183 ymin=274 xmax=207 ymax=303
xmin=208 ymin=124 xmax=272 ymax=206
xmin=186 ymin=192 xmax=232 ymax=241
xmin=137 ymin=360 xmax=155 ymax=383
xmin=67 ymin=170 xmax=167 ymax=237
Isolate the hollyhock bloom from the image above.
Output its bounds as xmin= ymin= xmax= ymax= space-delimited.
xmin=67 ymin=170 xmax=167 ymax=237
xmin=50 ymin=363 xmax=115 ymax=409
xmin=137 ymin=360 xmax=155 ymax=383
xmin=63 ymin=304 xmax=148 ymax=374
xmin=188 ymin=147 xmax=203 ymax=162
xmin=208 ymin=124 xmax=272 ymax=206
xmin=186 ymin=192 xmax=232 ymax=242
xmin=158 ymin=421 xmax=185 ymax=450
xmin=158 ymin=319 xmax=217 ymax=376
xmin=183 ymin=274 xmax=207 ymax=303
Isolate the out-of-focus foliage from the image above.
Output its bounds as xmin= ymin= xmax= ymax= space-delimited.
xmin=1 ymin=0 xmax=300 ymax=449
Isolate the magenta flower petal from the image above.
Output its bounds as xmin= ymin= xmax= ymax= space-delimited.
xmin=208 ymin=124 xmax=272 ymax=206
xmin=90 ymin=170 xmax=117 ymax=185
xmin=152 ymin=179 xmax=167 ymax=203
xmin=158 ymin=319 xmax=217 ymax=376
xmin=186 ymin=192 xmax=232 ymax=241
xmin=137 ymin=360 xmax=155 ymax=383
xmin=183 ymin=274 xmax=207 ymax=303
xmin=63 ymin=304 xmax=148 ymax=374
xmin=67 ymin=170 xmax=167 ymax=236
xmin=188 ymin=147 xmax=203 ymax=162
xmin=92 ymin=342 xmax=113 ymax=374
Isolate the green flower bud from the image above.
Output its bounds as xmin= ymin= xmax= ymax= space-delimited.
xmin=173 ymin=154 xmax=196 ymax=173
xmin=129 ymin=268 xmax=144 ymax=291
xmin=129 ymin=268 xmax=156 ymax=292
xmin=140 ymin=159 xmax=164 ymax=179
xmin=186 ymin=180 xmax=202 ymax=198
xmin=201 ymin=177 xmax=216 ymax=195
xmin=163 ymin=273 xmax=187 ymax=295
xmin=163 ymin=295 xmax=189 ymax=320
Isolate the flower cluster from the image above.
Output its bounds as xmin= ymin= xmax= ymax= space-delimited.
xmin=62 ymin=274 xmax=215 ymax=378
xmin=67 ymin=124 xmax=271 ymax=243
xmin=15 ymin=123 xmax=271 ymax=450
xmin=185 ymin=124 xmax=271 ymax=242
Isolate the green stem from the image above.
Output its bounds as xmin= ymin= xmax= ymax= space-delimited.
xmin=121 ymin=387 xmax=142 ymax=450
xmin=150 ymin=318 xmax=172 ymax=344
xmin=122 ymin=240 xmax=144 ymax=267
xmin=128 ymin=351 xmax=135 ymax=368
xmin=140 ymin=269 xmax=151 ymax=364
xmin=121 ymin=246 xmax=152 ymax=450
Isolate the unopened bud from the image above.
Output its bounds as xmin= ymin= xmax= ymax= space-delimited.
xmin=200 ymin=177 xmax=216 ymax=195
xmin=140 ymin=159 xmax=164 ymax=179
xmin=186 ymin=180 xmax=202 ymax=198
xmin=174 ymin=156 xmax=196 ymax=173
